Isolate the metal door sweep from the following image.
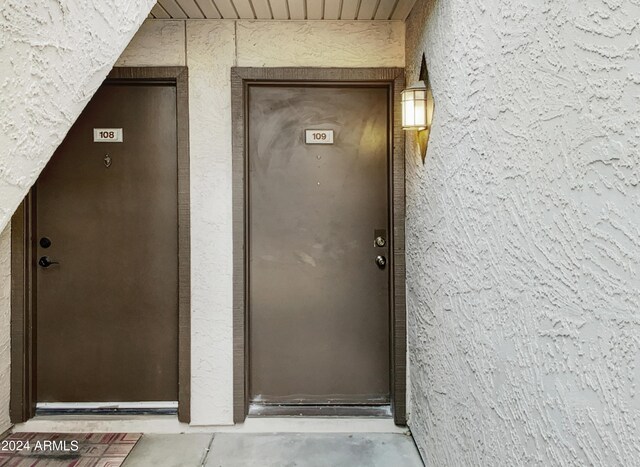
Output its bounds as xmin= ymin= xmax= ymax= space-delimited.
xmin=248 ymin=404 xmax=392 ymax=418
xmin=35 ymin=401 xmax=178 ymax=416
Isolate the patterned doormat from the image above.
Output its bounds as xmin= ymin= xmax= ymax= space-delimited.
xmin=0 ymin=432 xmax=141 ymax=466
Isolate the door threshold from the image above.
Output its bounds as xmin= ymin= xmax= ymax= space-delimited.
xmin=248 ymin=404 xmax=392 ymax=418
xmin=15 ymin=417 xmax=406 ymax=434
xmin=35 ymin=402 xmax=178 ymax=416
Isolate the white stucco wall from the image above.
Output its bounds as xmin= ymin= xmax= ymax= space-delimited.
xmin=0 ymin=0 xmax=155 ymax=232
xmin=406 ymin=1 xmax=640 ymax=465
xmin=0 ymin=0 xmax=154 ymax=432
xmin=118 ymin=19 xmax=405 ymax=425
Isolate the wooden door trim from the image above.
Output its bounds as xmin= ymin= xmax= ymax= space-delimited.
xmin=10 ymin=66 xmax=191 ymax=423
xmin=10 ymin=196 xmax=36 ymax=422
xmin=230 ymin=67 xmax=406 ymax=425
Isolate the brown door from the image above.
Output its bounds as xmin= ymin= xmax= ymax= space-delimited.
xmin=248 ymin=85 xmax=390 ymax=406
xmin=36 ymin=82 xmax=179 ymax=403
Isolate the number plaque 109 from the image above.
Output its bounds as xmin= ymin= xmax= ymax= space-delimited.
xmin=305 ymin=129 xmax=334 ymax=145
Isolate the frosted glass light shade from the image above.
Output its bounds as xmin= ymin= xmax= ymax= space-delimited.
xmin=401 ymin=81 xmax=428 ymax=130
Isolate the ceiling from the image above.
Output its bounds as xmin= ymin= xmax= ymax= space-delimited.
xmin=150 ymin=0 xmax=418 ymax=20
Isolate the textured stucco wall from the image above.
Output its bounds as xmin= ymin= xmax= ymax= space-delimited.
xmin=406 ymin=1 xmax=640 ymax=465
xmin=0 ymin=0 xmax=155 ymax=232
xmin=116 ymin=19 xmax=405 ymax=425
xmin=0 ymin=0 xmax=154 ymax=432
xmin=0 ymin=225 xmax=10 ymax=433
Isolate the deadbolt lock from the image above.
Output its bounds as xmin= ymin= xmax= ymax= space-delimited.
xmin=374 ymin=229 xmax=387 ymax=248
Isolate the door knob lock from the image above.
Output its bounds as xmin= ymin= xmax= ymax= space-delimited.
xmin=375 ymin=236 xmax=386 ymax=247
xmin=375 ymin=255 xmax=387 ymax=269
xmin=38 ymin=256 xmax=59 ymax=268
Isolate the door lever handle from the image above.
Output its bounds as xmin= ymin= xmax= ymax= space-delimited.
xmin=38 ymin=256 xmax=60 ymax=268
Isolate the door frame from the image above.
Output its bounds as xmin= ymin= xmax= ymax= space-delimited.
xmin=10 ymin=66 xmax=191 ymax=423
xmin=230 ymin=67 xmax=406 ymax=425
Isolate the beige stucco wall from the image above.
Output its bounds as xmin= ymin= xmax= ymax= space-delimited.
xmin=183 ymin=19 xmax=403 ymax=425
xmin=155 ymin=18 xmax=402 ymax=426
xmin=405 ymin=0 xmax=640 ymax=465
xmin=0 ymin=19 xmax=403 ymax=427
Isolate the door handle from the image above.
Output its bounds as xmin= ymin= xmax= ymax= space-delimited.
xmin=38 ymin=256 xmax=60 ymax=268
xmin=375 ymin=255 xmax=387 ymax=269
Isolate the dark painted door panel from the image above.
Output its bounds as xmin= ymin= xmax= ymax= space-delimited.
xmin=36 ymin=83 xmax=179 ymax=402
xmin=249 ymin=85 xmax=390 ymax=405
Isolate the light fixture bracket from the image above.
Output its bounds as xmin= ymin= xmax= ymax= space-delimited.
xmin=416 ymin=53 xmax=434 ymax=162
xmin=419 ymin=53 xmax=429 ymax=83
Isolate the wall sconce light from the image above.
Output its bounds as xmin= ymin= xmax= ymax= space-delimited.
xmin=402 ymin=80 xmax=428 ymax=130
xmin=402 ymin=54 xmax=434 ymax=162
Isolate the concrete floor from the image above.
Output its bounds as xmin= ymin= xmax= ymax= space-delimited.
xmin=122 ymin=433 xmax=424 ymax=467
